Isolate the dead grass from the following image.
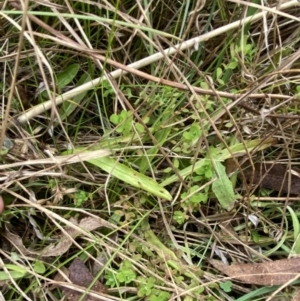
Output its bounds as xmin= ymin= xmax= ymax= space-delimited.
xmin=1 ymin=0 xmax=300 ymax=300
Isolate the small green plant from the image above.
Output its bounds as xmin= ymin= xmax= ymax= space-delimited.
xmin=116 ymin=260 xmax=136 ymax=284
xmin=173 ymin=160 xmax=213 ymax=224
xmin=183 ymin=123 xmax=202 ymax=142
xmin=102 ymin=80 xmax=115 ymax=98
xmin=195 ymin=161 xmax=214 ymax=180
xmin=148 ymin=290 xmax=171 ymax=301
xmin=195 ymin=82 xmax=215 ymax=112
xmin=178 ymin=122 xmax=203 ymax=153
xmin=110 ymin=110 xmax=133 ymax=136
xmin=181 ymin=185 xmax=208 ymax=207
xmin=174 ymin=185 xmax=208 ymax=225
xmin=219 ymin=281 xmax=233 ymax=293
xmin=104 ymin=270 xmax=119 ymax=288
xmin=110 ymin=110 xmax=144 ymax=136
xmin=137 ymin=276 xmax=156 ymax=297
xmin=173 ymin=210 xmax=189 ymax=225
xmin=74 ymin=190 xmax=90 ymax=206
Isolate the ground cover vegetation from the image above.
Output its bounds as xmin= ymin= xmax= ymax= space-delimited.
xmin=1 ymin=0 xmax=300 ymax=300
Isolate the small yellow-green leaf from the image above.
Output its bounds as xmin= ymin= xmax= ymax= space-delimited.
xmin=88 ymin=157 xmax=172 ymax=200
xmin=216 ymin=67 xmax=223 ymax=79
xmin=33 ymin=260 xmax=46 ymax=274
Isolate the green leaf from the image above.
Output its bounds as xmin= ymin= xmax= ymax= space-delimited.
xmin=212 ymin=161 xmax=239 ymax=210
xmin=217 ymin=78 xmax=225 ymax=85
xmin=60 ymin=72 xmax=92 ymax=120
xmin=0 ymin=265 xmax=27 ymax=280
xmin=220 ymin=281 xmax=232 ymax=293
xmin=149 ymin=291 xmax=171 ymax=301
xmin=104 ymin=271 xmax=118 ymax=288
xmin=227 ymin=61 xmax=238 ymax=69
xmin=41 ymin=64 xmax=80 ymax=98
xmin=135 ymin=123 xmax=144 ymax=133
xmin=74 ymin=190 xmax=89 ymax=206
xmin=110 ymin=114 xmax=120 ymax=124
xmin=251 ymin=230 xmax=260 ymax=243
xmin=294 ymin=235 xmax=300 ymax=255
xmin=181 ymin=186 xmax=208 ymax=205
xmin=216 ymin=67 xmax=222 ymax=79
xmin=116 ymin=260 xmax=136 ymax=284
xmin=116 ymin=269 xmax=136 ymax=284
xmin=56 ymin=63 xmax=80 ymax=91
xmin=182 ymin=123 xmax=202 ymax=145
xmin=200 ymin=81 xmax=208 ymax=89
xmin=195 ymin=161 xmax=213 ymax=179
xmin=109 ymin=110 xmax=133 ymax=136
xmin=173 ymin=211 xmax=188 ymax=225
xmin=137 ymin=276 xmax=155 ymax=297
xmin=33 ymin=260 xmax=46 ymax=274
xmin=88 ymin=157 xmax=172 ymax=200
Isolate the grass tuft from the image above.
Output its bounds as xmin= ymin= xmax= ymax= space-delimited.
xmin=1 ymin=0 xmax=300 ymax=300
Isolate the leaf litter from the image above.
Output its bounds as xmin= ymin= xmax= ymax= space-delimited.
xmin=3 ymin=217 xmax=113 ymax=257
xmin=210 ymin=257 xmax=300 ymax=286
xmin=62 ymin=258 xmax=106 ymax=301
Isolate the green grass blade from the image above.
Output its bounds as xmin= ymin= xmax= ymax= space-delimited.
xmin=56 ymin=63 xmax=80 ymax=91
xmin=0 ymin=264 xmax=27 ymax=280
xmin=59 ymin=72 xmax=92 ymax=120
xmin=139 ymin=127 xmax=172 ymax=174
xmin=88 ymin=157 xmax=172 ymax=200
xmin=287 ymin=206 xmax=300 ymax=254
xmin=41 ymin=63 xmax=80 ymax=98
xmin=235 ymin=286 xmax=280 ymax=301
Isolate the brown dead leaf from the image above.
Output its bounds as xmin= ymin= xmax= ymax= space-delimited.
xmin=240 ymin=163 xmax=300 ymax=195
xmin=62 ymin=258 xmax=106 ymax=301
xmin=210 ymin=257 xmax=300 ymax=285
xmin=3 ymin=217 xmax=113 ymax=257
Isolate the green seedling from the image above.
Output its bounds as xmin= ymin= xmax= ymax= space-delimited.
xmin=219 ymin=281 xmax=233 ymax=293
xmin=74 ymin=190 xmax=90 ymax=206
xmin=116 ymin=260 xmax=136 ymax=284
xmin=173 ymin=210 xmax=189 ymax=225
xmin=110 ymin=110 xmax=144 ymax=136
xmin=137 ymin=276 xmax=155 ymax=297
